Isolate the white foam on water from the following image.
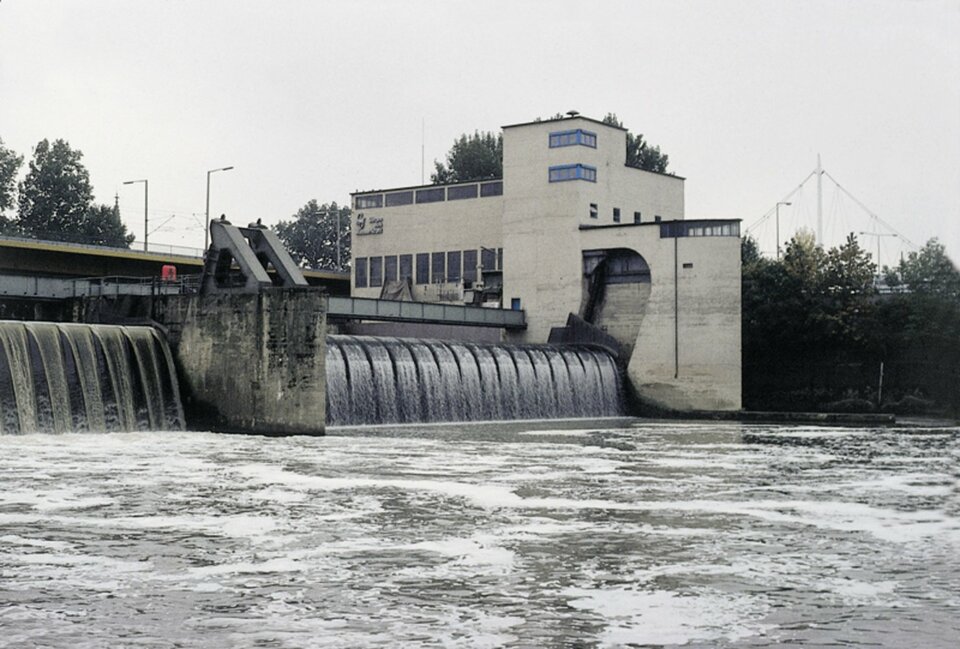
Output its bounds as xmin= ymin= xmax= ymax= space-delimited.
xmin=564 ymin=586 xmax=772 ymax=646
xmin=0 ymin=534 xmax=73 ymax=550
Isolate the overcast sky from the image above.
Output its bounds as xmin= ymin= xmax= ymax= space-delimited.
xmin=1 ymin=0 xmax=957 ymax=265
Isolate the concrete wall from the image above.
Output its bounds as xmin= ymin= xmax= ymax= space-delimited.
xmin=156 ymin=288 xmax=327 ymax=434
xmin=579 ymin=226 xmax=742 ymax=411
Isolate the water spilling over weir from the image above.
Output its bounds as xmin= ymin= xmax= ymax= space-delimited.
xmin=0 ymin=322 xmax=184 ymax=434
xmin=326 ymin=335 xmax=624 ymax=425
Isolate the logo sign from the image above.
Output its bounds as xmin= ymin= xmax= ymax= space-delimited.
xmin=355 ymin=212 xmax=383 ymax=236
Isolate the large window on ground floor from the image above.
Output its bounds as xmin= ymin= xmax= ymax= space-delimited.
xmin=447 ymin=250 xmax=461 ymax=283
xmin=354 ymin=257 xmax=367 ymax=288
xmin=431 ymin=252 xmax=445 ymax=283
xmin=369 ymin=256 xmax=383 ymax=287
xmin=463 ymin=249 xmax=477 ymax=282
xmin=416 ymin=253 xmax=429 ymax=284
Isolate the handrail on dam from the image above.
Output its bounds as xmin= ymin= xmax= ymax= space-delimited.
xmin=327 ymin=296 xmax=526 ymax=330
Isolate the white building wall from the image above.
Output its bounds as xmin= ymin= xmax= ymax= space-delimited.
xmin=350 ymin=188 xmax=504 ymax=301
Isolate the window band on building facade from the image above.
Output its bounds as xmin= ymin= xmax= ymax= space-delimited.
xmin=548 ymin=129 xmax=597 ymax=148
xmin=659 ymin=220 xmax=740 ymax=238
xmin=549 ymin=164 xmax=597 ymax=183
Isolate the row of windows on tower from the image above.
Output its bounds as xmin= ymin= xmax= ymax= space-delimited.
xmin=354 ymin=247 xmax=503 ymax=288
xmin=588 ymin=204 xmax=660 ymax=224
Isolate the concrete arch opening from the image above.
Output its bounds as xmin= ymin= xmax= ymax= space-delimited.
xmin=580 ymin=248 xmax=652 ymax=357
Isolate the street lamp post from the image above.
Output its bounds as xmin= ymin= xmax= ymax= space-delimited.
xmin=775 ymin=201 xmax=791 ymax=260
xmin=335 ymin=209 xmax=343 ymax=271
xmin=122 ymin=179 xmax=148 ymax=251
xmin=204 ymin=166 xmax=234 ymax=251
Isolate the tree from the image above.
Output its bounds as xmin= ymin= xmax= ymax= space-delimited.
xmin=273 ymin=200 xmax=351 ymax=270
xmin=0 ymin=136 xmax=22 ymax=216
xmin=18 ymin=139 xmax=94 ymax=239
xmin=81 ymin=203 xmax=136 ymax=248
xmin=892 ymin=238 xmax=960 ymax=300
xmin=602 ymin=113 xmax=670 ymax=173
xmin=431 ymin=131 xmax=502 ymax=184
xmin=15 ymin=138 xmax=134 ymax=247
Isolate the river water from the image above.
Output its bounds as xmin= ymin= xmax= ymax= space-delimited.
xmin=1 ymin=420 xmax=958 ymax=648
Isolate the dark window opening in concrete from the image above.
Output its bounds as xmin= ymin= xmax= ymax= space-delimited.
xmin=399 ymin=254 xmax=413 ymax=280
xmin=481 ymin=247 xmax=496 ymax=273
xmin=463 ymin=249 xmax=478 ymax=283
xmin=447 ymin=250 xmax=461 ymax=283
xmin=384 ymin=255 xmax=398 ymax=283
xmin=416 ymin=187 xmax=445 ymax=204
xmin=613 ymin=207 xmax=621 ymax=223
xmin=431 ymin=252 xmax=445 ymax=283
xmin=683 ymin=262 xmax=694 ymax=269
xmin=385 ymin=191 xmax=414 ymax=207
xmin=590 ymin=203 xmax=598 ymax=219
xmin=355 ymin=257 xmax=368 ymax=287
xmin=634 ymin=211 xmax=641 ymax=224
xmin=416 ymin=253 xmax=429 ymax=284
xmin=448 ymin=184 xmax=478 ymax=201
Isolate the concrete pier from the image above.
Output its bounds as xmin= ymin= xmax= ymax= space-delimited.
xmin=155 ymin=289 xmax=327 ymax=435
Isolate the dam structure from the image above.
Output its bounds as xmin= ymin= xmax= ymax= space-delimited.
xmin=0 ymin=114 xmax=743 ymax=434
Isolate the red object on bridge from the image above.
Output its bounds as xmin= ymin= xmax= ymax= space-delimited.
xmin=161 ymin=265 xmax=177 ymax=282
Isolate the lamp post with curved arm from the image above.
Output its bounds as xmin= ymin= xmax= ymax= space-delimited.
xmin=204 ymin=166 xmax=234 ymax=251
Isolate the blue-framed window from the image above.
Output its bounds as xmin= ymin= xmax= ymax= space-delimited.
xmin=549 ymin=129 xmax=597 ymax=148
xmin=549 ymin=164 xmax=597 ymax=183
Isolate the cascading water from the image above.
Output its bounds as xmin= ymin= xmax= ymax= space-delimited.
xmin=326 ymin=335 xmax=624 ymax=426
xmin=0 ymin=321 xmax=185 ymax=434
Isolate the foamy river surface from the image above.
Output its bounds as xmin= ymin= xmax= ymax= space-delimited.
xmin=1 ymin=421 xmax=958 ymax=648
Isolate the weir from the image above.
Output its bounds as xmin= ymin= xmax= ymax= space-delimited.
xmin=326 ymin=335 xmax=623 ymax=426
xmin=0 ymin=321 xmax=184 ymax=434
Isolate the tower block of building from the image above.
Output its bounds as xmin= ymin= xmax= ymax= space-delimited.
xmin=350 ymin=115 xmax=741 ymax=411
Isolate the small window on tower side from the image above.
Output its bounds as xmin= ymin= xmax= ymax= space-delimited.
xmin=590 ymin=203 xmax=598 ymax=219
xmin=613 ymin=208 xmax=621 ymax=223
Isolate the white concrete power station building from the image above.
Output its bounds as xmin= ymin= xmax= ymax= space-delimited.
xmin=350 ymin=114 xmax=742 ymax=411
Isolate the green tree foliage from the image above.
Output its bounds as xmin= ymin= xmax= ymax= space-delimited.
xmin=81 ymin=203 xmax=136 ymax=248
xmin=0 ymin=136 xmax=22 ymax=215
xmin=602 ymin=113 xmax=670 ymax=173
xmin=16 ymin=139 xmax=133 ymax=247
xmin=888 ymin=238 xmax=960 ymax=300
xmin=273 ymin=200 xmax=351 ymax=270
xmin=742 ymin=232 xmax=959 ymax=414
xmin=431 ymin=131 xmax=502 ymax=184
